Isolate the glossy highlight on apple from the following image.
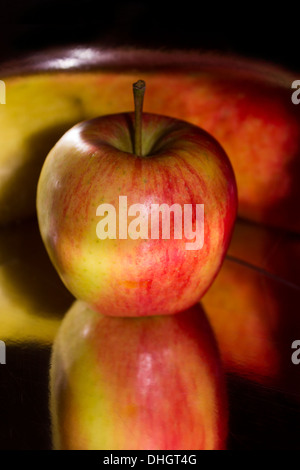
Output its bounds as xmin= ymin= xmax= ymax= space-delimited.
xmin=95 ymin=196 xmax=204 ymax=250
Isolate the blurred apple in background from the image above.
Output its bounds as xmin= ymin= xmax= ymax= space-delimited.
xmin=37 ymin=97 xmax=237 ymax=317
xmin=0 ymin=219 xmax=73 ymax=344
xmin=0 ymin=47 xmax=299 ymax=233
xmin=50 ymin=300 xmax=228 ymax=450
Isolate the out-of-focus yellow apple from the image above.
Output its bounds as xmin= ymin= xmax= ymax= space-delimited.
xmin=0 ymin=219 xmax=73 ymax=344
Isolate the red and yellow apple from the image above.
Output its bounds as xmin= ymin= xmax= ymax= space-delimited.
xmin=50 ymin=300 xmax=228 ymax=450
xmin=1 ymin=47 xmax=299 ymax=232
xmin=37 ymin=109 xmax=237 ymax=317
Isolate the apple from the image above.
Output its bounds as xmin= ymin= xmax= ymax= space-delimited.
xmin=50 ymin=299 xmax=228 ymax=450
xmin=37 ymin=80 xmax=237 ymax=317
xmin=1 ymin=46 xmax=299 ymax=232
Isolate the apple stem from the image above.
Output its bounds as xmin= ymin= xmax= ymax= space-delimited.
xmin=133 ymin=80 xmax=146 ymax=156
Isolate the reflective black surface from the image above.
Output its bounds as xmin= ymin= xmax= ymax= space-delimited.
xmin=0 ymin=218 xmax=299 ymax=449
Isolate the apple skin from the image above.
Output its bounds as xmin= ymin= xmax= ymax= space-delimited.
xmin=37 ymin=112 xmax=237 ymax=317
xmin=1 ymin=47 xmax=300 ymax=232
xmin=50 ymin=300 xmax=228 ymax=450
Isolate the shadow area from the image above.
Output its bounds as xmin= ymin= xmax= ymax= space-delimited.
xmin=0 ymin=120 xmax=84 ymax=226
xmin=0 ymin=217 xmax=74 ymax=343
xmin=0 ymin=342 xmax=52 ymax=450
xmin=227 ymin=371 xmax=300 ymax=450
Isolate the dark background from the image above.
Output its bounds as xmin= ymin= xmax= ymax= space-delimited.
xmin=0 ymin=1 xmax=298 ymax=72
